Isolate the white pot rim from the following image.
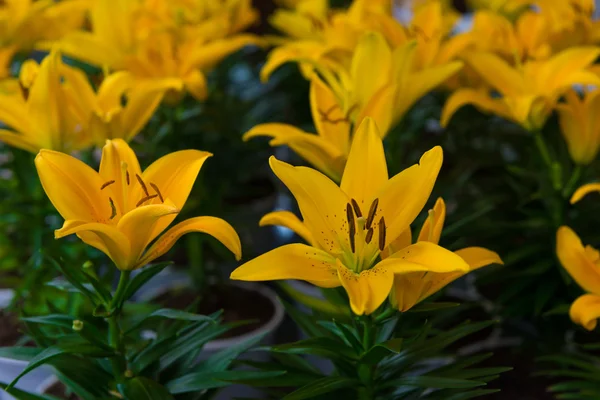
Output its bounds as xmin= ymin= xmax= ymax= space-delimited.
xmin=203 ymin=282 xmax=284 ymax=351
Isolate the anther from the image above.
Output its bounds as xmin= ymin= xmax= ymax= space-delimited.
xmin=136 ymin=194 xmax=158 ymax=207
xmin=125 ymin=170 xmax=130 ymax=185
xmin=101 ymin=180 xmax=115 ymax=190
xmin=346 ymin=203 xmax=356 ymax=253
xmin=136 ymin=174 xmax=149 ymax=196
xmin=378 ymin=216 xmax=386 ymax=251
xmin=351 ymin=198 xmax=362 ymax=218
xmin=365 ymin=227 xmax=374 ymax=244
xmin=109 ymin=197 xmax=117 ymax=220
xmin=149 ymin=182 xmax=164 ymax=203
xmin=365 ymin=198 xmax=379 ymax=230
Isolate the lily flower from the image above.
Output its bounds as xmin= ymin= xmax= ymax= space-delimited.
xmin=386 ymin=198 xmax=503 ymax=312
xmin=441 ymin=47 xmax=600 ymax=132
xmin=0 ymin=0 xmax=89 ymax=78
xmin=57 ymin=0 xmax=259 ymax=101
xmin=557 ymin=89 xmax=600 ymax=165
xmin=557 ymin=225 xmax=600 ymax=330
xmin=35 ymin=139 xmax=241 ymax=271
xmin=231 ymin=117 xmax=468 ymax=316
xmin=243 ymin=75 xmax=350 ymax=182
xmin=0 ymin=49 xmax=91 ymax=153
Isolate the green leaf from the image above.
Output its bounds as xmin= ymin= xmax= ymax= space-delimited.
xmin=360 ymin=338 xmax=403 ymax=365
xmin=408 ymin=302 xmax=460 ymax=312
xmin=20 ymin=314 xmax=74 ymax=329
xmin=271 ymin=337 xmax=357 ymax=360
xmin=125 ymin=308 xmax=216 ymax=334
xmin=0 ymin=382 xmax=60 ymax=400
xmin=388 ymin=376 xmax=485 ymax=389
xmin=0 ymin=346 xmax=41 ymax=361
xmin=282 ymin=377 xmax=357 ymax=399
xmin=166 ymin=370 xmax=286 ymax=393
xmin=196 ymin=332 xmax=266 ymax=373
xmin=118 ymin=377 xmax=174 ymax=400
xmin=124 ymin=262 xmax=171 ymax=302
xmin=278 ymin=282 xmax=349 ymax=317
xmin=6 ymin=341 xmax=115 ymax=391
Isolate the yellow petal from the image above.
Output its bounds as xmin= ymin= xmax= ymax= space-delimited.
xmin=539 ymin=47 xmax=600 ymax=91
xmin=57 ymin=32 xmax=120 ymax=67
xmin=135 ymin=150 xmax=212 ymax=241
xmin=556 ymin=226 xmax=600 ymax=294
xmin=259 ymin=211 xmax=315 ymax=246
xmin=183 ymin=70 xmax=207 ymax=101
xmin=244 ymin=123 xmax=346 ymax=181
xmin=351 ymin=32 xmax=392 ymax=107
xmin=379 ymin=241 xmax=470 ymax=274
xmin=230 ymin=243 xmax=338 ymax=286
xmin=340 ymin=117 xmax=388 ymax=208
xmin=260 ymin=43 xmax=325 ymax=82
xmin=356 ymin=85 xmax=395 ymax=137
xmin=122 ymin=79 xmax=181 ymax=141
xmin=454 ymin=247 xmax=503 ymax=269
xmin=139 ymin=216 xmax=242 ymax=269
xmin=397 ymin=61 xmax=463 ymax=123
xmin=390 ymin=272 xmax=429 ymax=312
xmin=55 ymin=220 xmax=131 ymax=270
xmin=417 ymin=197 xmax=446 ymax=244
xmin=377 ymin=146 xmax=443 ymax=248
xmin=189 ymin=35 xmax=260 ymax=70
xmin=27 ymin=48 xmax=61 ymax=149
xmin=310 ymin=75 xmax=350 ymax=154
xmin=571 ymin=183 xmax=600 ymax=204
xmin=336 ymin=259 xmax=394 ymax=315
xmin=441 ymin=89 xmax=513 ymax=127
xmin=570 ymin=294 xmax=600 ymax=331
xmin=96 ymin=72 xmax=134 ymax=111
xmin=117 ymin=202 xmax=179 ymax=266
xmin=0 ymin=92 xmax=32 ymax=135
xmin=381 ymin=227 xmax=412 ymax=259
xmin=99 ymin=139 xmax=142 ymax=213
xmin=0 ymin=129 xmax=40 ymax=153
xmin=463 ymin=51 xmax=524 ymax=96
xmin=269 ymin=156 xmax=351 ymax=254
xmin=35 ymin=149 xmax=111 ymax=223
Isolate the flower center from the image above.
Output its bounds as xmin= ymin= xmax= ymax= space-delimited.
xmin=344 ymin=197 xmax=386 ymax=273
xmin=100 ymin=169 xmax=164 ymax=221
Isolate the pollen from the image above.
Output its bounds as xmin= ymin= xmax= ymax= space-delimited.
xmin=149 ymin=182 xmax=164 ymax=203
xmin=136 ymin=174 xmax=149 ymax=196
xmin=108 ymin=197 xmax=117 ymax=220
xmin=125 ymin=170 xmax=130 ymax=185
xmin=365 ymin=198 xmax=379 ymax=230
xmin=346 ymin=203 xmax=356 ymax=253
xmin=136 ymin=194 xmax=158 ymax=207
xmin=351 ymin=198 xmax=362 ymax=218
xmin=378 ymin=216 xmax=386 ymax=251
xmin=365 ymin=227 xmax=374 ymax=244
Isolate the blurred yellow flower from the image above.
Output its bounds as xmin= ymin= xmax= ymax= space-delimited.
xmin=231 ymin=117 xmax=468 ymax=316
xmin=0 ymin=49 xmax=91 ymax=153
xmin=57 ymin=0 xmax=259 ymax=101
xmin=386 ymin=198 xmax=503 ymax=312
xmin=0 ymin=0 xmax=89 ymax=78
xmin=557 ymin=225 xmax=600 ymax=331
xmin=243 ymin=75 xmax=349 ymax=181
xmin=441 ymin=47 xmax=600 ymax=131
xmin=557 ymin=89 xmax=600 ymax=165
xmin=35 ymin=139 xmax=241 ymax=271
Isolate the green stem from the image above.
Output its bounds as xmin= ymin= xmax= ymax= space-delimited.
xmin=562 ymin=165 xmax=583 ymax=199
xmin=358 ymin=317 xmax=375 ymax=399
xmin=108 ymin=271 xmax=131 ymax=381
xmin=533 ymin=131 xmax=553 ymax=170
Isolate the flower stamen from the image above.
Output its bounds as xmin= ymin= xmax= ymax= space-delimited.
xmin=125 ymin=170 xmax=130 ymax=185
xmin=136 ymin=174 xmax=149 ymax=196
xmin=101 ymin=180 xmax=115 ymax=190
xmin=136 ymin=194 xmax=158 ymax=207
xmin=346 ymin=203 xmax=356 ymax=253
xmin=149 ymin=182 xmax=164 ymax=203
xmin=351 ymin=198 xmax=362 ymax=218
xmin=365 ymin=227 xmax=374 ymax=244
xmin=378 ymin=216 xmax=386 ymax=251
xmin=108 ymin=197 xmax=117 ymax=220
xmin=365 ymin=198 xmax=378 ymax=230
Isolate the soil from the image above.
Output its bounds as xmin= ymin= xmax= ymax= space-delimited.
xmin=0 ymin=310 xmax=23 ymax=346
xmin=43 ymin=381 xmax=80 ymax=400
xmin=156 ymin=284 xmax=275 ymax=339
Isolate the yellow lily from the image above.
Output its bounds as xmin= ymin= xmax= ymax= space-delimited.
xmin=243 ymin=75 xmax=350 ymax=182
xmin=441 ymin=47 xmax=600 ymax=132
xmin=386 ymin=198 xmax=503 ymax=312
xmin=0 ymin=0 xmax=89 ymax=78
xmin=0 ymin=49 xmax=91 ymax=153
xmin=231 ymin=117 xmax=469 ymax=316
xmin=57 ymin=0 xmax=259 ymax=101
xmin=557 ymin=225 xmax=600 ymax=330
xmin=35 ymin=139 xmax=241 ymax=271
xmin=557 ymin=89 xmax=600 ymax=165
xmin=322 ymin=31 xmax=462 ymax=135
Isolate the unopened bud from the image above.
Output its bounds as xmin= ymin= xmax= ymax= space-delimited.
xmin=124 ymin=370 xmax=134 ymax=378
xmin=72 ymin=320 xmax=84 ymax=331
xmin=82 ymin=261 xmax=93 ymax=269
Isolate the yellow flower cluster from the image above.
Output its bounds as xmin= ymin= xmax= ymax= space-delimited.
xmin=0 ymin=0 xmax=260 ymax=153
